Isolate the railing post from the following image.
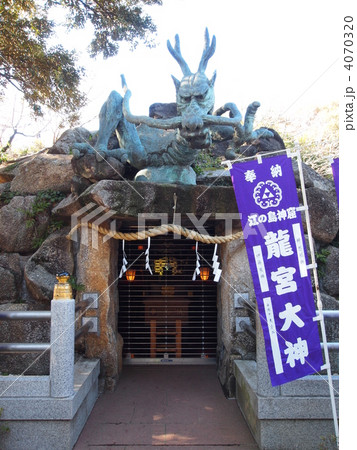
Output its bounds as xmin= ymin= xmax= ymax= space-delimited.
xmin=50 ymin=273 xmax=75 ymax=398
xmin=50 ymin=298 xmax=75 ymax=397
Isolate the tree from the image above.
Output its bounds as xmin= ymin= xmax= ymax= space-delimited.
xmin=0 ymin=95 xmax=49 ymax=159
xmin=0 ymin=0 xmax=161 ymax=124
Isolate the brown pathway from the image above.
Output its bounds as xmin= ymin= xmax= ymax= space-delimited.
xmin=75 ymin=365 xmax=258 ymax=449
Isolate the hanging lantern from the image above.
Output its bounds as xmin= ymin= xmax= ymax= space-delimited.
xmin=200 ymin=267 xmax=210 ymax=281
xmin=126 ymin=269 xmax=136 ymax=282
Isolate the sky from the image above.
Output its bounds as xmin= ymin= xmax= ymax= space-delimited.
xmin=1 ymin=0 xmax=345 ymax=148
xmin=79 ymin=0 xmax=341 ymax=126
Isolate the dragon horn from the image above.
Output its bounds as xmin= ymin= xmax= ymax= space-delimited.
xmin=198 ymin=28 xmax=216 ymax=73
xmin=167 ymin=34 xmax=192 ymax=76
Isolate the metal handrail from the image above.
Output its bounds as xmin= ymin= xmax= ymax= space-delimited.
xmin=0 ymin=311 xmax=51 ymax=321
xmin=316 ymin=310 xmax=339 ymax=352
xmin=0 ymin=310 xmax=52 ymax=354
xmin=315 ymin=310 xmax=339 ymax=319
xmin=75 ymin=299 xmax=92 ymax=313
xmin=321 ymin=343 xmax=339 ymax=351
xmin=239 ymin=320 xmax=256 ymax=338
xmin=237 ymin=308 xmax=339 ymax=350
xmin=75 ymin=320 xmax=94 ymax=341
xmin=0 ymin=299 xmax=77 ymax=399
xmin=0 ymin=343 xmax=51 ymax=353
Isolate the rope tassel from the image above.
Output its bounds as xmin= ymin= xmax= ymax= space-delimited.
xmin=119 ymin=240 xmax=128 ymax=278
xmin=212 ymin=244 xmax=222 ymax=282
xmin=145 ymin=237 xmax=153 ymax=275
xmin=192 ymin=241 xmax=201 ymax=281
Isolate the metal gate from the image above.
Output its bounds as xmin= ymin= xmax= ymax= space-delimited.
xmin=118 ymin=232 xmax=217 ymax=364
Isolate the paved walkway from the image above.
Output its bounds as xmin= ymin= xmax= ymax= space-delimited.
xmin=75 ymin=365 xmax=258 ymax=449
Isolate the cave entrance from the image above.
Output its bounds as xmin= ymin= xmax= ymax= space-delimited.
xmin=118 ymin=228 xmax=217 ymax=364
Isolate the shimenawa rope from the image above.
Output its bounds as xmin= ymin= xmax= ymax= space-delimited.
xmin=67 ymin=222 xmax=243 ymax=244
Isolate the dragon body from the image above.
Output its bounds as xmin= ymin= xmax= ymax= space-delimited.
xmin=73 ymin=29 xmax=272 ymax=185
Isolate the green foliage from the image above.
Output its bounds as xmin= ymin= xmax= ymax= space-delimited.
xmin=1 ymin=162 xmax=20 ymax=173
xmin=0 ymin=1 xmax=161 ymax=120
xmin=257 ymin=103 xmax=339 ymax=178
xmin=316 ymin=248 xmax=330 ymax=265
xmin=0 ymin=407 xmax=10 ymax=437
xmin=23 ymin=190 xmax=66 ymax=225
xmin=16 ymin=140 xmax=44 ymax=158
xmin=0 ymin=189 xmax=19 ymax=206
xmin=0 ymin=151 xmax=8 ymax=164
xmin=316 ymin=248 xmax=330 ymax=279
xmin=68 ymin=275 xmax=85 ymax=294
xmin=31 ymin=217 xmax=64 ymax=249
xmin=47 ymin=0 xmax=162 ymax=58
xmin=31 ymin=236 xmax=46 ymax=249
xmin=0 ymin=0 xmax=85 ymax=122
xmin=18 ymin=189 xmax=66 ymax=249
xmin=48 ymin=219 xmax=64 ymax=234
xmin=319 ymin=433 xmax=337 ymax=450
xmin=193 ymin=150 xmax=222 ymax=175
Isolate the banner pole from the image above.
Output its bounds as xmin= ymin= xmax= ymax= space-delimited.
xmin=295 ymin=150 xmax=339 ymax=444
xmin=221 ymin=148 xmax=288 ymax=166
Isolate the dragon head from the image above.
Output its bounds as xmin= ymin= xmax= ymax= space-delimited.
xmin=122 ymin=29 xmax=242 ymax=142
xmin=168 ymin=29 xmax=217 ymax=148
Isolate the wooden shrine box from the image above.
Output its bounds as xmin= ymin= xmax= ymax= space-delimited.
xmin=143 ymin=299 xmax=190 ymax=358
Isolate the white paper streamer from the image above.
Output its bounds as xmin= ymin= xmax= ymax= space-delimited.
xmin=192 ymin=241 xmax=201 ymax=280
xmin=212 ymin=244 xmax=222 ymax=282
xmin=145 ymin=237 xmax=153 ymax=275
xmin=119 ymin=240 xmax=128 ymax=278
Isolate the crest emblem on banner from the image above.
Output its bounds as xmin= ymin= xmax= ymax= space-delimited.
xmin=253 ymin=180 xmax=282 ymax=209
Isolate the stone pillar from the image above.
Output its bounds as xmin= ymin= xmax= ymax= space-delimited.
xmin=76 ymin=233 xmax=121 ymax=391
xmin=217 ymin=237 xmax=256 ymax=396
xmin=50 ymin=298 xmax=75 ymax=397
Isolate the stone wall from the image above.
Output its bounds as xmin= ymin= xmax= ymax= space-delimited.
xmin=0 ymin=154 xmax=75 ymax=376
xmin=76 ymin=234 xmax=122 ymax=391
xmin=217 ymin=238 xmax=256 ymax=397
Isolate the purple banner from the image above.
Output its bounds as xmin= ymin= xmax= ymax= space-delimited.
xmin=230 ymin=155 xmax=323 ymax=386
xmin=331 ymin=158 xmax=339 ymax=206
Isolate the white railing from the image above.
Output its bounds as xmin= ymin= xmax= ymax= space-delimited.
xmin=0 ymin=298 xmax=95 ymax=398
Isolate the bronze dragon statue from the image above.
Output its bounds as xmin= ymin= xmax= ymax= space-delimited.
xmin=73 ymin=29 xmax=273 ymax=185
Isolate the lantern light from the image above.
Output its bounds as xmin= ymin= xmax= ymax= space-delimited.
xmin=200 ymin=267 xmax=210 ymax=281
xmin=126 ymin=269 xmax=136 ymax=282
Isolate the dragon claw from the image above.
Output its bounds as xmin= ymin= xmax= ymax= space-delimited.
xmin=72 ymin=142 xmax=94 ymax=159
xmin=95 ymin=150 xmax=106 ymax=162
xmin=251 ymin=128 xmax=274 ymax=140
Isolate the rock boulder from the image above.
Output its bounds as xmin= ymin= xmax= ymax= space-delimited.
xmin=10 ymin=154 xmax=74 ymax=194
xmin=292 ymin=159 xmax=335 ymax=193
xmin=0 ymin=161 xmax=21 ymax=183
xmin=0 ymin=196 xmax=50 ymax=253
xmin=301 ymin=187 xmax=339 ymax=244
xmin=71 ymin=153 xmax=125 ymax=182
xmin=322 ymin=245 xmax=339 ymax=297
xmin=0 ymin=253 xmax=22 ymax=303
xmin=47 ymin=127 xmax=93 ymax=155
xmin=24 ymin=227 xmax=74 ymax=303
xmin=77 ymin=179 xmax=239 ymax=220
